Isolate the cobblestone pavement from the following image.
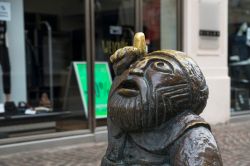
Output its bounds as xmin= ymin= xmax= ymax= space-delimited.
xmin=0 ymin=120 xmax=250 ymax=166
xmin=212 ymin=120 xmax=250 ymax=166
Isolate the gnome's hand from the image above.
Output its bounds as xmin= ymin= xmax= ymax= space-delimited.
xmin=110 ymin=32 xmax=147 ymax=76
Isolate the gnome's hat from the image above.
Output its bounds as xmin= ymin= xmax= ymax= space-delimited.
xmin=147 ymin=50 xmax=209 ymax=115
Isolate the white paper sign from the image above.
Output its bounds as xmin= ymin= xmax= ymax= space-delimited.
xmin=109 ymin=26 xmax=122 ymax=35
xmin=0 ymin=104 xmax=4 ymax=113
xmin=0 ymin=2 xmax=11 ymax=21
xmin=246 ymin=27 xmax=250 ymax=47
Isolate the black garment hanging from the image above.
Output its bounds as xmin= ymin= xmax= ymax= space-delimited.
xmin=0 ymin=21 xmax=11 ymax=94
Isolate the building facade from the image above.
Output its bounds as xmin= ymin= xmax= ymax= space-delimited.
xmin=0 ymin=0 xmax=245 ymax=152
xmin=184 ymin=0 xmax=230 ymax=124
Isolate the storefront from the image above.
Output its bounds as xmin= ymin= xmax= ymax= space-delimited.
xmin=0 ymin=0 xmax=182 ymax=144
xmin=228 ymin=0 xmax=250 ymax=114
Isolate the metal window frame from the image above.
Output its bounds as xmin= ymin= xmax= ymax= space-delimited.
xmin=136 ymin=0 xmax=143 ymax=32
xmin=177 ymin=0 xmax=183 ymax=51
xmin=86 ymin=0 xmax=96 ymax=133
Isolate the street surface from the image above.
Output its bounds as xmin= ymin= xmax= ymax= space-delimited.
xmin=0 ymin=119 xmax=250 ymax=166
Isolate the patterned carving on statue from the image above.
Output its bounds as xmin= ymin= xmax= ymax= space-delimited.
xmin=101 ymin=32 xmax=223 ymax=166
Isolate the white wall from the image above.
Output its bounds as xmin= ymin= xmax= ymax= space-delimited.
xmin=183 ymin=0 xmax=230 ymax=124
xmin=0 ymin=0 xmax=27 ymax=103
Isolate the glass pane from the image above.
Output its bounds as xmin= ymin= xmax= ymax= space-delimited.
xmin=143 ymin=0 xmax=177 ymax=52
xmin=229 ymin=0 xmax=250 ymax=113
xmin=0 ymin=0 xmax=89 ymax=139
xmin=94 ymin=0 xmax=136 ymax=125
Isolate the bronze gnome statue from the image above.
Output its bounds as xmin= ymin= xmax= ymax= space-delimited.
xmin=101 ymin=33 xmax=222 ymax=166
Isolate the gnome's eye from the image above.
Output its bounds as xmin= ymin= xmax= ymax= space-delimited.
xmin=153 ymin=61 xmax=173 ymax=74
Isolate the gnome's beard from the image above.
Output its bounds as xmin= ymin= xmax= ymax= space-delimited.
xmin=108 ymin=85 xmax=186 ymax=132
xmin=108 ymin=92 xmax=146 ymax=131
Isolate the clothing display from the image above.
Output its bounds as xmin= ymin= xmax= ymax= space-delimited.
xmin=0 ymin=21 xmax=11 ymax=95
xmin=4 ymin=101 xmax=17 ymax=115
xmin=25 ymin=35 xmax=39 ymax=88
xmin=229 ymin=23 xmax=250 ymax=111
xmin=229 ymin=34 xmax=249 ymax=61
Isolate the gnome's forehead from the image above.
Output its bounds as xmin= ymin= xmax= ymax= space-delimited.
xmin=129 ymin=53 xmax=185 ymax=74
xmin=130 ymin=50 xmax=200 ymax=79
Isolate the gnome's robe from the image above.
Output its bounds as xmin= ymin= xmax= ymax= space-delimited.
xmin=101 ymin=111 xmax=222 ymax=166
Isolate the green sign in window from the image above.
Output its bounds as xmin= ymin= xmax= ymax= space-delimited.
xmin=73 ymin=62 xmax=112 ymax=119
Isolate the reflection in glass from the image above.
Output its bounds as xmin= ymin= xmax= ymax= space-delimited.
xmin=94 ymin=0 xmax=135 ymax=125
xmin=143 ymin=0 xmax=177 ymax=52
xmin=0 ymin=0 xmax=89 ymax=139
xmin=229 ymin=0 xmax=250 ymax=112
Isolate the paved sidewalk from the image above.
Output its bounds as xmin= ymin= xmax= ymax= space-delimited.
xmin=1 ymin=119 xmax=250 ymax=166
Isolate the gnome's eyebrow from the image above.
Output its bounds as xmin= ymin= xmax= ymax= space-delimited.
xmin=147 ymin=57 xmax=175 ymax=72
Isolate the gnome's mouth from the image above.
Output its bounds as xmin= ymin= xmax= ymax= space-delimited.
xmin=117 ymin=80 xmax=140 ymax=97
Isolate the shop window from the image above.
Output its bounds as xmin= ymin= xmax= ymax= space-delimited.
xmin=0 ymin=0 xmax=89 ymax=139
xmin=229 ymin=0 xmax=250 ymax=113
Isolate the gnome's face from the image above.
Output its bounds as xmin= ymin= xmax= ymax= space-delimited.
xmin=108 ymin=55 xmax=191 ymax=131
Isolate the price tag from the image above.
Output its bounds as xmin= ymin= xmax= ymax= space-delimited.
xmin=0 ymin=104 xmax=4 ymax=113
xmin=246 ymin=27 xmax=250 ymax=46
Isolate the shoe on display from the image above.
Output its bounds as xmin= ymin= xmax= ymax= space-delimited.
xmin=4 ymin=101 xmax=17 ymax=115
xmin=17 ymin=101 xmax=28 ymax=113
xmin=39 ymin=92 xmax=52 ymax=108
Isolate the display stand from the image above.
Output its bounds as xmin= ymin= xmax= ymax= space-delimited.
xmin=63 ymin=62 xmax=112 ymax=119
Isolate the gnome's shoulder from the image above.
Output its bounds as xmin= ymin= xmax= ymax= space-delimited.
xmin=130 ymin=111 xmax=211 ymax=153
xmin=168 ymin=125 xmax=223 ymax=166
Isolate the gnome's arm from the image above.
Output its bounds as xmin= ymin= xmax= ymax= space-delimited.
xmin=101 ymin=118 xmax=126 ymax=166
xmin=110 ymin=32 xmax=146 ymax=76
xmin=169 ymin=126 xmax=223 ymax=166
xmin=111 ymin=47 xmax=141 ymax=75
xmin=102 ymin=33 xmax=147 ymax=165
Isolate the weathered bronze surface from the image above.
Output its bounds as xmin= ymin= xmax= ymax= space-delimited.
xmin=101 ymin=33 xmax=223 ymax=166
